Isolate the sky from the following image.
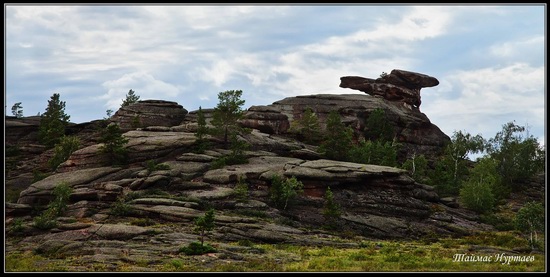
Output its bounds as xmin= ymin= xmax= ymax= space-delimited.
xmin=4 ymin=4 xmax=546 ymax=147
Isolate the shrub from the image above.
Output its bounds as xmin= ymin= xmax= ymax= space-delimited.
xmin=319 ymin=110 xmax=354 ymax=161
xmin=459 ymin=178 xmax=495 ymax=214
xmin=194 ymin=106 xmax=210 ymax=153
xmin=48 ymin=135 xmax=80 ymax=170
xmin=99 ymin=123 xmax=129 ymax=166
xmin=32 ymin=182 xmax=72 ymax=230
xmin=233 ymin=176 xmax=249 ymax=203
xmin=146 ymin=160 xmax=171 ymax=173
xmin=179 ymin=241 xmax=217 ymax=256
xmin=323 ymin=186 xmax=341 ymax=229
xmin=364 ymin=108 xmax=394 ymax=142
xmin=32 ymin=170 xmax=50 ymax=183
xmin=514 ymin=201 xmax=544 ymax=249
xmin=289 ymin=107 xmax=322 ymax=145
xmin=349 ymin=139 xmax=398 ymax=167
xmin=269 ymin=175 xmax=304 ymax=210
xmin=110 ymin=197 xmax=133 ymax=216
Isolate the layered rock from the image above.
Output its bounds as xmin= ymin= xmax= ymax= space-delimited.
xmin=268 ymin=94 xmax=450 ymax=162
xmin=240 ymin=106 xmax=290 ymax=134
xmin=340 ymin=69 xmax=439 ymax=108
xmin=110 ymin=100 xmax=188 ymax=131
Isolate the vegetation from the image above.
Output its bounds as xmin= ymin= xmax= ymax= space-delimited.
xmin=109 ymin=196 xmax=133 ymax=216
xmin=289 ymin=107 xmax=322 ymax=145
xmin=269 ymin=175 xmax=304 ymax=210
xmin=11 ymin=102 xmax=23 ymax=118
xmin=33 ymin=182 xmax=73 ymax=230
xmin=401 ymin=153 xmax=429 ymax=183
xmin=428 ymin=131 xmax=486 ymax=197
xmin=364 ymin=108 xmax=394 ymax=142
xmin=146 ymin=160 xmax=171 ymax=173
xmin=7 ymin=231 xmax=544 ymax=271
xmin=322 ymin=186 xmax=341 ymax=229
xmin=48 ymin=136 xmax=81 ymax=170
xmin=194 ymin=106 xmax=210 ymax=153
xmin=121 ymin=89 xmax=140 ymax=107
xmin=514 ymin=201 xmax=544 ymax=249
xmin=99 ymin=123 xmax=129 ymax=166
xmin=38 ymin=93 xmax=70 ymax=148
xmin=319 ymin=111 xmax=354 ymax=161
xmin=195 ymin=208 xmax=216 ymax=246
xmin=131 ymin=115 xmax=142 ymax=129
xmin=459 ymin=163 xmax=496 ymax=214
xmin=105 ymin=109 xmax=113 ymax=119
xmin=233 ymin=175 xmax=249 ymax=203
xmin=211 ymin=90 xmax=246 ymax=147
xmin=486 ymin=121 xmax=545 ymax=193
xmin=349 ymin=139 xmax=399 ymax=167
xmin=179 ymin=241 xmax=217 ymax=256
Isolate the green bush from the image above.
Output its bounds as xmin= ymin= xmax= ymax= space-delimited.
xmin=459 ymin=179 xmax=495 ymax=214
xmin=289 ymin=107 xmax=322 ymax=145
xmin=110 ymin=197 xmax=133 ymax=216
xmin=233 ymin=176 xmax=249 ymax=203
xmin=32 ymin=170 xmax=50 ymax=183
xmin=319 ymin=111 xmax=354 ymax=161
xmin=146 ymin=160 xmax=171 ymax=173
xmin=32 ymin=182 xmax=73 ymax=230
xmin=99 ymin=123 xmax=129 ymax=166
xmin=195 ymin=208 xmax=216 ymax=246
xmin=179 ymin=241 xmax=217 ymax=255
xmin=514 ymin=201 xmax=544 ymax=249
xmin=322 ymin=186 xmax=341 ymax=229
xmin=48 ymin=135 xmax=80 ymax=170
xmin=349 ymin=139 xmax=398 ymax=167
xmin=194 ymin=106 xmax=210 ymax=153
xmin=269 ymin=175 xmax=304 ymax=210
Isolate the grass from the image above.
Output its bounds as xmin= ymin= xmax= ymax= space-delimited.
xmin=5 ymin=232 xmax=545 ymax=272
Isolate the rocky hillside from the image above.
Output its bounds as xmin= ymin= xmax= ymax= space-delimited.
xmin=8 ymin=70 xmax=540 ymax=271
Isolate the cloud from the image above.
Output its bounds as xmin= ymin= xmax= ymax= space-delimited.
xmin=101 ymin=71 xmax=181 ymax=110
xmin=422 ymin=63 xmax=544 ymax=140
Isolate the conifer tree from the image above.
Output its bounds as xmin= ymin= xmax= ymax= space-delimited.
xmin=39 ymin=93 xmax=70 ymax=148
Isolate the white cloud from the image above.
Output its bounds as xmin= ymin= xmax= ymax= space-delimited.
xmin=490 ymin=35 xmax=544 ymax=58
xmin=423 ymin=63 xmax=544 ymax=140
xmin=101 ymin=71 xmax=181 ymax=110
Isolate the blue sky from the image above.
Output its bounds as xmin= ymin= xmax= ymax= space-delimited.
xmin=4 ymin=4 xmax=546 ymax=146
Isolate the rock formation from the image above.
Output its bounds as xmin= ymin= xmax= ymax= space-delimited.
xmin=340 ymin=69 xmax=439 ymax=108
xmin=246 ymin=94 xmax=450 ymax=162
xmin=110 ymin=100 xmax=188 ymax=131
xmin=10 ymin=79 xmax=533 ymax=271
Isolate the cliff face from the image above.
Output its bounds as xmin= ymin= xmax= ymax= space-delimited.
xmin=8 ymin=90 xmax=482 ymax=241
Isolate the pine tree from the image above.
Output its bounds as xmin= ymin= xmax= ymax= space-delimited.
xmin=194 ymin=106 xmax=209 ymax=153
xmin=320 ymin=110 xmax=354 ymax=161
xmin=194 ymin=208 xmax=215 ymax=246
xmin=121 ymin=89 xmax=140 ymax=107
xmin=99 ymin=123 xmax=129 ymax=165
xmin=39 ymin=93 xmax=70 ymax=148
xmin=323 ymin=186 xmax=341 ymax=229
xmin=289 ymin=107 xmax=322 ymax=144
xmin=364 ymin=108 xmax=394 ymax=142
xmin=211 ymin=90 xmax=246 ymax=147
xmin=11 ymin=102 xmax=23 ymax=118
